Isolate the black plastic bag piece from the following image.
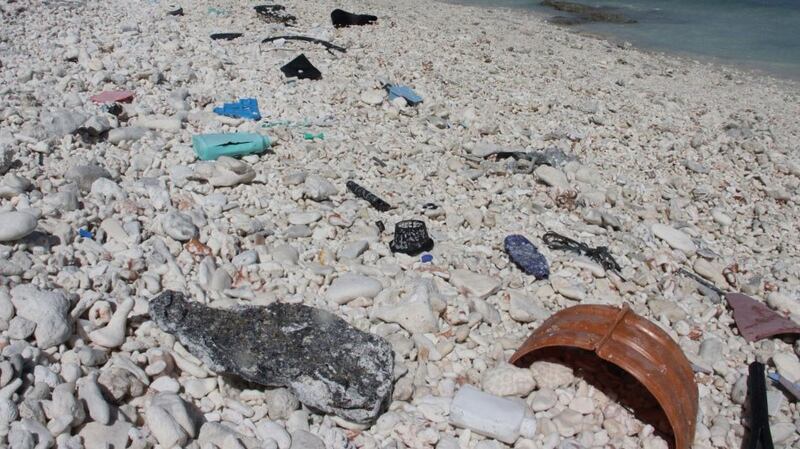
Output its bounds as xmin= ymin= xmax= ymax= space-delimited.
xmin=210 ymin=33 xmax=243 ymax=40
xmin=280 ymin=54 xmax=322 ymax=80
xmin=346 ymin=181 xmax=392 ymax=212
xmin=390 ymin=220 xmax=434 ymax=256
xmin=745 ymin=362 xmax=774 ymax=449
xmin=331 ymin=9 xmax=378 ymax=28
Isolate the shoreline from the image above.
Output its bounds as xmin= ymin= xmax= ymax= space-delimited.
xmin=441 ymin=0 xmax=800 ymax=87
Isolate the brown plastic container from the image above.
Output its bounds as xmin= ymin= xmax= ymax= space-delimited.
xmin=510 ymin=304 xmax=698 ymax=449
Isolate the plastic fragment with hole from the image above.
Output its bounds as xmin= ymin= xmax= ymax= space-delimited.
xmin=509 ymin=304 xmax=698 ymax=449
xmin=191 ymin=133 xmax=271 ymax=161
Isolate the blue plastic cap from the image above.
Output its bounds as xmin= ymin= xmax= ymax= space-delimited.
xmin=79 ymin=229 xmax=93 ymax=239
xmin=420 ymin=253 xmax=433 ymax=263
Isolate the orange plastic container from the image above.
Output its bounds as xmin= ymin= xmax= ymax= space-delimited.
xmin=510 ymin=304 xmax=698 ymax=449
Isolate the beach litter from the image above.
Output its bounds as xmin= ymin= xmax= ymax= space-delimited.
xmin=90 ymin=90 xmax=134 ymax=104
xmin=213 ymin=98 xmax=262 ymax=121
xmin=510 ymin=304 xmax=699 ymax=449
xmin=504 ymin=234 xmax=550 ymax=279
xmin=280 ymin=54 xmax=321 ymax=80
xmin=386 ymin=84 xmax=423 ymax=106
xmin=390 ymin=220 xmax=434 ymax=255
xmin=254 ymin=4 xmax=296 ymax=25
xmin=192 ymin=133 xmax=270 ymax=160
xmin=262 ymin=35 xmax=346 ymax=53
xmin=746 ymin=362 xmax=775 ymax=449
xmin=542 ymin=232 xmax=623 ymax=278
xmin=331 ymin=8 xmax=378 ymax=28
xmin=346 ymin=180 xmax=393 ymax=212
xmin=210 ymin=33 xmax=242 ymax=40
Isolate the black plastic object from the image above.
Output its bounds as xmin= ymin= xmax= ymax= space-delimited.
xmin=543 ymin=232 xmax=623 ymax=277
xmin=280 ymin=54 xmax=321 ymax=80
xmin=745 ymin=362 xmax=774 ymax=449
xmin=346 ymin=181 xmax=392 ymax=212
xmin=210 ymin=33 xmax=243 ymax=40
xmin=376 ymin=221 xmax=385 ymax=233
xmin=166 ymin=5 xmax=183 ymax=16
xmin=254 ymin=4 xmax=296 ymax=25
xmin=331 ymin=9 xmax=378 ymax=28
xmin=390 ymin=220 xmax=433 ymax=256
xmin=262 ymin=36 xmax=346 ymax=53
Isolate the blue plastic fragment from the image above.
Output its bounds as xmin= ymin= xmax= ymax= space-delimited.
xmin=387 ymin=84 xmax=423 ymax=106
xmin=213 ymin=98 xmax=262 ymax=121
xmin=420 ymin=253 xmax=433 ymax=263
xmin=504 ymin=234 xmax=549 ymax=279
xmin=78 ymin=228 xmax=93 ymax=239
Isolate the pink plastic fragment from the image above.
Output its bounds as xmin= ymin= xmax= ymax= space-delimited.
xmin=725 ymin=292 xmax=800 ymax=342
xmin=90 ymin=90 xmax=134 ymax=104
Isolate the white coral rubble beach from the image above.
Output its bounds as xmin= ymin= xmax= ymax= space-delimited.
xmin=0 ymin=0 xmax=799 ymax=448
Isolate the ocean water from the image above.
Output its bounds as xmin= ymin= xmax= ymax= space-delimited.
xmin=453 ymin=0 xmax=800 ymax=79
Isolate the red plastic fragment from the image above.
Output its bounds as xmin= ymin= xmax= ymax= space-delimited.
xmin=725 ymin=292 xmax=800 ymax=342
xmin=90 ymin=90 xmax=134 ymax=104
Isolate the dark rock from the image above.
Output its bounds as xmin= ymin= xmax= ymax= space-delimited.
xmin=149 ymin=291 xmax=394 ymax=424
xmin=541 ymin=0 xmax=637 ymax=24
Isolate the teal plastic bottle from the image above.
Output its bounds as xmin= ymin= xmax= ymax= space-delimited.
xmin=192 ymin=133 xmax=271 ymax=161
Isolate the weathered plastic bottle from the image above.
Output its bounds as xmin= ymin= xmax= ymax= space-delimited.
xmin=192 ymin=133 xmax=271 ymax=161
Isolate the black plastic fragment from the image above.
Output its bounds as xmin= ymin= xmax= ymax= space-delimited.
xmin=331 ymin=8 xmax=378 ymax=28
xmin=389 ymin=220 xmax=434 ymax=256
xmin=744 ymin=362 xmax=774 ymax=449
xmin=346 ymin=181 xmax=392 ymax=212
xmin=210 ymin=33 xmax=243 ymax=40
xmin=280 ymin=54 xmax=321 ymax=80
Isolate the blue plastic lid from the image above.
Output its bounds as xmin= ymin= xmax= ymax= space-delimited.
xmin=78 ymin=228 xmax=93 ymax=239
xmin=420 ymin=253 xmax=433 ymax=263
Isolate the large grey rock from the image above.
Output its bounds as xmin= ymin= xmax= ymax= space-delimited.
xmin=149 ymin=290 xmax=394 ymax=423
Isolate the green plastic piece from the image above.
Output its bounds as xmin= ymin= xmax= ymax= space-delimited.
xmin=303 ymin=132 xmax=324 ymax=140
xmin=192 ymin=133 xmax=271 ymax=161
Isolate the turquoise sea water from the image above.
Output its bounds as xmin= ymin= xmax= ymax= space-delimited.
xmin=453 ymin=0 xmax=800 ymax=79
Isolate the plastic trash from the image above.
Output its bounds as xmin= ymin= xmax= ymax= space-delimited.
xmin=303 ymin=132 xmax=324 ymax=140
xmin=254 ymin=4 xmax=296 ymax=25
xmin=386 ymin=84 xmax=423 ymax=106
xmin=449 ymin=385 xmax=536 ymax=444
xmin=280 ymin=54 xmax=321 ymax=80
xmin=166 ymin=4 xmax=183 ymax=16
xmin=210 ymin=33 xmax=242 ymax=40
xmin=504 ymin=235 xmax=550 ymax=279
xmin=346 ymin=181 xmax=392 ymax=212
xmin=207 ymin=7 xmax=227 ymax=16
xmin=375 ymin=221 xmax=385 ymax=233
xmin=767 ymin=372 xmax=800 ymax=401
xmin=331 ymin=8 xmax=378 ymax=28
xmin=542 ymin=232 xmax=623 ymax=277
xmin=213 ymin=98 xmax=262 ymax=121
xmin=725 ymin=293 xmax=800 ymax=342
xmin=389 ymin=220 xmax=433 ymax=256
xmin=78 ymin=229 xmax=93 ymax=239
xmin=510 ymin=304 xmax=698 ymax=449
xmin=263 ymin=35 xmax=346 ymax=53
xmin=90 ymin=90 xmax=134 ymax=104
xmin=420 ymin=253 xmax=433 ymax=263
xmin=745 ymin=362 xmax=775 ymax=449
xmin=192 ymin=133 xmax=271 ymax=161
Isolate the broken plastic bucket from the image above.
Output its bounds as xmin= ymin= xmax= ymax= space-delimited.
xmin=509 ymin=304 xmax=698 ymax=449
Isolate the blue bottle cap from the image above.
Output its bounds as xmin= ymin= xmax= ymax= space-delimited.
xmin=420 ymin=253 xmax=433 ymax=263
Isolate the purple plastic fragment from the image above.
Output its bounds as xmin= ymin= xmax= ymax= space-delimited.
xmin=504 ymin=234 xmax=549 ymax=279
xmin=725 ymin=292 xmax=800 ymax=342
